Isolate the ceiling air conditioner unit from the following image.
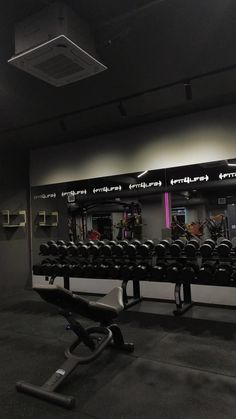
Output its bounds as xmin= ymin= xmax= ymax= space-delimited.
xmin=8 ymin=1 xmax=107 ymax=86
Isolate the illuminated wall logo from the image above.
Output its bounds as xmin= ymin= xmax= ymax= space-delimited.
xmin=93 ymin=185 xmax=122 ymax=194
xmin=33 ymin=193 xmax=56 ymax=200
xmin=129 ymin=181 xmax=162 ymax=190
xmin=219 ymin=172 xmax=236 ymax=180
xmin=170 ymin=175 xmax=209 ymax=186
xmin=61 ymin=189 xmax=87 ymax=197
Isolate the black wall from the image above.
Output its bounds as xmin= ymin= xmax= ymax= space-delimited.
xmin=0 ymin=150 xmax=31 ymax=299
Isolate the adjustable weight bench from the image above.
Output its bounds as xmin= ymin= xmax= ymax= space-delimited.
xmin=16 ymin=285 xmax=134 ymax=409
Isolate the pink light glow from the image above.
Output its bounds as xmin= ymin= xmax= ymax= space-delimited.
xmin=164 ymin=192 xmax=170 ymax=228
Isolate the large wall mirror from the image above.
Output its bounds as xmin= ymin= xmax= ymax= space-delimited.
xmin=31 ymin=158 xmax=236 ymax=265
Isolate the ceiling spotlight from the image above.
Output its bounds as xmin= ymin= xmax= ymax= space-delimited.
xmin=118 ymin=101 xmax=127 ymax=117
xmin=137 ymin=170 xmax=148 ymax=178
xmin=184 ymin=80 xmax=192 ymax=101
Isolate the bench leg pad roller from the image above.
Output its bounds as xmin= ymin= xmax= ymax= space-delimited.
xmin=16 ymin=381 xmax=75 ymax=409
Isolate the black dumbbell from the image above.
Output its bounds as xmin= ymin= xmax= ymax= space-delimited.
xmin=67 ymin=241 xmax=75 ymax=246
xmin=185 ymin=239 xmax=199 ymax=258
xmin=155 ymin=239 xmax=171 ymax=257
xmin=77 ymin=240 xmax=84 ymax=246
xmin=132 ymin=239 xmax=142 ymax=249
xmin=198 ymin=261 xmax=216 ymax=282
xmin=170 ymin=240 xmax=184 ymax=257
xmin=149 ymin=262 xmax=167 ymax=281
xmin=69 ymin=264 xmax=77 ymax=277
xmin=108 ymin=240 xmax=117 ymax=247
xmin=49 ymin=240 xmax=67 ymax=256
xmin=126 ymin=243 xmax=137 ymax=258
xmin=67 ymin=243 xmax=79 ymax=257
xmin=83 ymin=263 xmax=96 ymax=278
xmin=99 ymin=244 xmax=112 ymax=258
xmin=217 ymin=239 xmax=232 ymax=258
xmin=46 ymin=241 xmax=58 ymax=256
xmin=87 ymin=263 xmax=98 ymax=278
xmin=133 ymin=264 xmax=149 ymax=281
xmin=166 ymin=262 xmax=183 ymax=282
xmin=89 ymin=244 xmax=100 ymax=257
xmin=175 ymin=239 xmax=185 ymax=248
xmin=57 ymin=244 xmax=68 ymax=257
xmin=80 ymin=262 xmax=89 ymax=277
xmin=78 ymin=244 xmax=89 ymax=258
xmin=39 ymin=241 xmax=55 ymax=256
xmin=139 ymin=240 xmax=155 ymax=258
xmin=110 ymin=264 xmax=121 ymax=279
xmin=189 ymin=239 xmax=200 ymax=249
xmin=112 ymin=243 xmax=124 ymax=258
xmin=115 ymin=240 xmax=130 ymax=256
xmin=73 ymin=264 xmax=83 ymax=277
xmin=49 ymin=240 xmax=66 ymax=256
xmin=215 ymin=263 xmax=232 ymax=284
xmin=96 ymin=240 xmax=106 ymax=247
xmin=205 ymin=239 xmax=215 ymax=248
xmin=221 ymin=239 xmax=232 ymax=248
xmin=200 ymin=239 xmax=215 ymax=258
xmin=120 ymin=240 xmax=129 ymax=248
xmin=120 ymin=264 xmax=135 ymax=280
xmin=182 ymin=261 xmax=199 ymax=282
xmin=60 ymin=264 xmax=75 ymax=277
xmin=97 ymin=262 xmax=110 ymax=278
xmin=78 ymin=262 xmax=95 ymax=277
xmin=39 ymin=243 xmax=49 ymax=256
xmin=86 ymin=240 xmax=95 ymax=247
xmin=41 ymin=259 xmax=56 ymax=276
xmin=41 ymin=262 xmax=55 ymax=276
xmin=185 ymin=243 xmax=197 ymax=258
xmin=52 ymin=263 xmax=66 ymax=276
xmin=57 ymin=240 xmax=65 ymax=246
xmin=33 ymin=259 xmax=53 ymax=275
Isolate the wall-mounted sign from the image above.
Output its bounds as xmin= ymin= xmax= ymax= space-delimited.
xmin=170 ymin=175 xmax=209 ymax=186
xmin=219 ymin=172 xmax=236 ymax=180
xmin=61 ymin=189 xmax=87 ymax=197
xmin=92 ymin=185 xmax=122 ymax=194
xmin=129 ymin=180 xmax=162 ymax=190
xmin=33 ymin=193 xmax=56 ymax=200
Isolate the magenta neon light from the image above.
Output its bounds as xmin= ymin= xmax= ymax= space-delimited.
xmin=164 ymin=192 xmax=170 ymax=228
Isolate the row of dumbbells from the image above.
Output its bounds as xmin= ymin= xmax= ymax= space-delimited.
xmin=39 ymin=238 xmax=235 ymax=260
xmin=33 ymin=258 xmax=236 ymax=285
xmin=149 ymin=260 xmax=236 ymax=284
xmin=156 ymin=238 xmax=236 ymax=258
xmin=39 ymin=239 xmax=157 ymax=259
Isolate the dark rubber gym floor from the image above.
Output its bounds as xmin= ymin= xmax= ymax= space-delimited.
xmin=0 ymin=291 xmax=236 ymax=419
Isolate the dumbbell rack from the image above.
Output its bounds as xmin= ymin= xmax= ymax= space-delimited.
xmin=34 ymin=239 xmax=236 ymax=317
xmin=37 ymin=253 xmax=142 ymax=310
xmin=162 ymin=252 xmax=236 ymax=316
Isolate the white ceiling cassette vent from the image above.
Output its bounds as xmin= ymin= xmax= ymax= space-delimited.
xmin=8 ymin=2 xmax=107 ymax=87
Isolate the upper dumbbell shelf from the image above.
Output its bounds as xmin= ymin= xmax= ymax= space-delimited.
xmin=37 ymin=211 xmax=58 ymax=227
xmin=2 ymin=210 xmax=26 ymax=227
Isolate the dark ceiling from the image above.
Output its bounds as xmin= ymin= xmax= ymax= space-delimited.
xmin=1 ymin=0 xmax=236 ymax=149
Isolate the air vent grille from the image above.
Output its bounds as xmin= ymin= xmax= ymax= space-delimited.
xmin=34 ymin=53 xmax=84 ymax=79
xmin=8 ymin=35 xmax=107 ymax=86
